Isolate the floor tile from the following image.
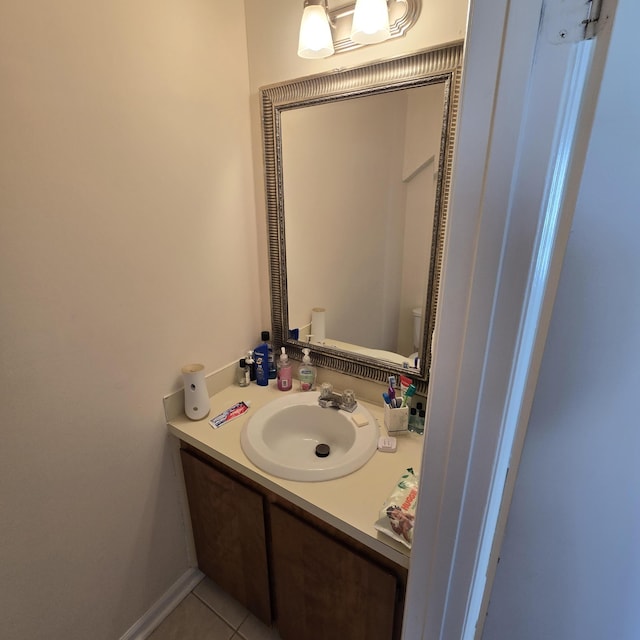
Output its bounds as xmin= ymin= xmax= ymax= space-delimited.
xmin=193 ymin=576 xmax=250 ymax=629
xmin=236 ymin=613 xmax=282 ymax=640
xmin=148 ymin=593 xmax=235 ymax=640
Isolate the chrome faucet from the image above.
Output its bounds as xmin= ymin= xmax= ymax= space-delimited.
xmin=318 ymin=383 xmax=357 ymax=412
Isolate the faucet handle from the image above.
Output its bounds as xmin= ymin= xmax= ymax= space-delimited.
xmin=320 ymin=382 xmax=334 ymax=399
xmin=342 ymin=389 xmax=356 ymax=409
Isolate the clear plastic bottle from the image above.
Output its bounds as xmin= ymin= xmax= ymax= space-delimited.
xmin=236 ymin=358 xmax=250 ymax=387
xmin=408 ymin=407 xmax=419 ymax=432
xmin=416 ymin=408 xmax=426 ymax=435
xmin=298 ymin=348 xmax=316 ymax=391
xmin=277 ymin=347 xmax=292 ymax=391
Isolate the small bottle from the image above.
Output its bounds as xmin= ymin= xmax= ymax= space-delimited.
xmin=416 ymin=408 xmax=426 ymax=435
xmin=254 ymin=337 xmax=269 ymax=387
xmin=236 ymin=358 xmax=250 ymax=387
xmin=246 ymin=351 xmax=256 ymax=382
xmin=408 ymin=407 xmax=418 ymax=432
xmin=277 ymin=347 xmax=292 ymax=391
xmin=298 ymin=348 xmax=316 ymax=391
xmin=261 ymin=330 xmax=277 ymax=380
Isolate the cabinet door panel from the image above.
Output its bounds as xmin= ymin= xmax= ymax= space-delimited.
xmin=270 ymin=504 xmax=397 ymax=640
xmin=180 ymin=449 xmax=271 ymax=624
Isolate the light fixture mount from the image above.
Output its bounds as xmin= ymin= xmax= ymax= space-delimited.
xmin=298 ymin=0 xmax=421 ymax=59
xmin=330 ymin=0 xmax=420 ymax=55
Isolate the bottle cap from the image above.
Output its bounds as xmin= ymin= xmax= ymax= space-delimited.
xmin=279 ymin=346 xmax=289 ymax=362
xmin=239 ymin=358 xmax=246 ymax=367
xmin=261 ymin=330 xmax=270 ymax=341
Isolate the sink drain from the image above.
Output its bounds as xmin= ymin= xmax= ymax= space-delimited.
xmin=315 ymin=443 xmax=330 ymax=458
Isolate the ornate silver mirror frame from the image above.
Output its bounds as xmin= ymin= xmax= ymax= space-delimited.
xmin=260 ymin=43 xmax=462 ymax=395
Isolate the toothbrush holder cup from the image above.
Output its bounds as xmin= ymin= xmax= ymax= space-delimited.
xmin=384 ymin=404 xmax=409 ymax=435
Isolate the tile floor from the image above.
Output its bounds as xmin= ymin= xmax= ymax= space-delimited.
xmin=148 ymin=576 xmax=282 ymax=640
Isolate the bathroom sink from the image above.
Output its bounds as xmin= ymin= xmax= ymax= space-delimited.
xmin=240 ymin=392 xmax=379 ymax=482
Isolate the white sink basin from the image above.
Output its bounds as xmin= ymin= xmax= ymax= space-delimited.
xmin=240 ymin=391 xmax=379 ymax=482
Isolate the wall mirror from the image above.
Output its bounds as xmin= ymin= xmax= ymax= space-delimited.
xmin=260 ymin=43 xmax=463 ymax=394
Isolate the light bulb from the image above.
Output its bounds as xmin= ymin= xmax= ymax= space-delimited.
xmin=298 ymin=4 xmax=334 ymax=59
xmin=351 ymin=0 xmax=391 ymax=45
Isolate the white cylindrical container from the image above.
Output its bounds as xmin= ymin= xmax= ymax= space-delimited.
xmin=412 ymin=307 xmax=423 ymax=351
xmin=181 ymin=363 xmax=210 ymax=420
xmin=311 ymin=307 xmax=326 ymax=344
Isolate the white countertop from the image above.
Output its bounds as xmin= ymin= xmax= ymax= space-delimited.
xmin=167 ymin=383 xmax=425 ymax=569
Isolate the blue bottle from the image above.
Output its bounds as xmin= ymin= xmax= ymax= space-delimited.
xmin=253 ymin=338 xmax=269 ymax=386
xmin=261 ymin=330 xmax=277 ymax=379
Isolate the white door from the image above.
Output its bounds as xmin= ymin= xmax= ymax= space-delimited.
xmin=403 ymin=0 xmax=620 ymax=638
xmin=481 ymin=0 xmax=640 ymax=637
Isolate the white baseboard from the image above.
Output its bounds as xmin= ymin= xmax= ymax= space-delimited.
xmin=120 ymin=567 xmax=204 ymax=640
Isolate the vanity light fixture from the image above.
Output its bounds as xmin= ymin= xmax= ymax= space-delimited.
xmin=298 ymin=0 xmax=335 ymax=59
xmin=297 ymin=0 xmax=421 ymax=59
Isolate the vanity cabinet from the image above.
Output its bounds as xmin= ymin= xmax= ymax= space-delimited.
xmin=270 ymin=504 xmax=397 ymax=640
xmin=180 ymin=448 xmax=271 ymax=624
xmin=179 ymin=443 xmax=407 ymax=640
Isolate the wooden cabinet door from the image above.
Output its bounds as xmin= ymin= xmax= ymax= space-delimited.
xmin=180 ymin=449 xmax=271 ymax=624
xmin=270 ymin=504 xmax=398 ymax=640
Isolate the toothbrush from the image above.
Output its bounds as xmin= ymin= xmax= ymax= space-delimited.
xmin=388 ymin=376 xmax=396 ymax=403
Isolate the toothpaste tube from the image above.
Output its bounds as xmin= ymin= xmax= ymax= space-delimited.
xmin=399 ymin=374 xmax=413 ymax=396
xmin=210 ymin=401 xmax=251 ymax=429
xmin=401 ymin=383 xmax=417 ymax=407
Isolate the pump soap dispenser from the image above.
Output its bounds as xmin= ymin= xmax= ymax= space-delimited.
xmin=298 ymin=348 xmax=316 ymax=391
xmin=277 ymin=347 xmax=292 ymax=391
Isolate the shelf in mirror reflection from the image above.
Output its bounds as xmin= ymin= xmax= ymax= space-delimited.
xmin=306 ymin=337 xmax=419 ymax=370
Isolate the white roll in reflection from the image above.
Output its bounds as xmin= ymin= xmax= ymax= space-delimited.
xmin=311 ymin=307 xmax=326 ymax=344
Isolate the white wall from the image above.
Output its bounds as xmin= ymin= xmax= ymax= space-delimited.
xmin=0 ymin=2 xmax=259 ymax=638
xmin=483 ymin=2 xmax=640 ymax=638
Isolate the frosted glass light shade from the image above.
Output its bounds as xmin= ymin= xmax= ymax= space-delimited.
xmin=298 ymin=4 xmax=334 ymax=59
xmin=351 ymin=0 xmax=391 ymax=44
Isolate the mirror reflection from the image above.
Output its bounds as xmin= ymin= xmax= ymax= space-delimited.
xmin=282 ymin=82 xmax=446 ymax=369
xmin=260 ymin=44 xmax=463 ymax=393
